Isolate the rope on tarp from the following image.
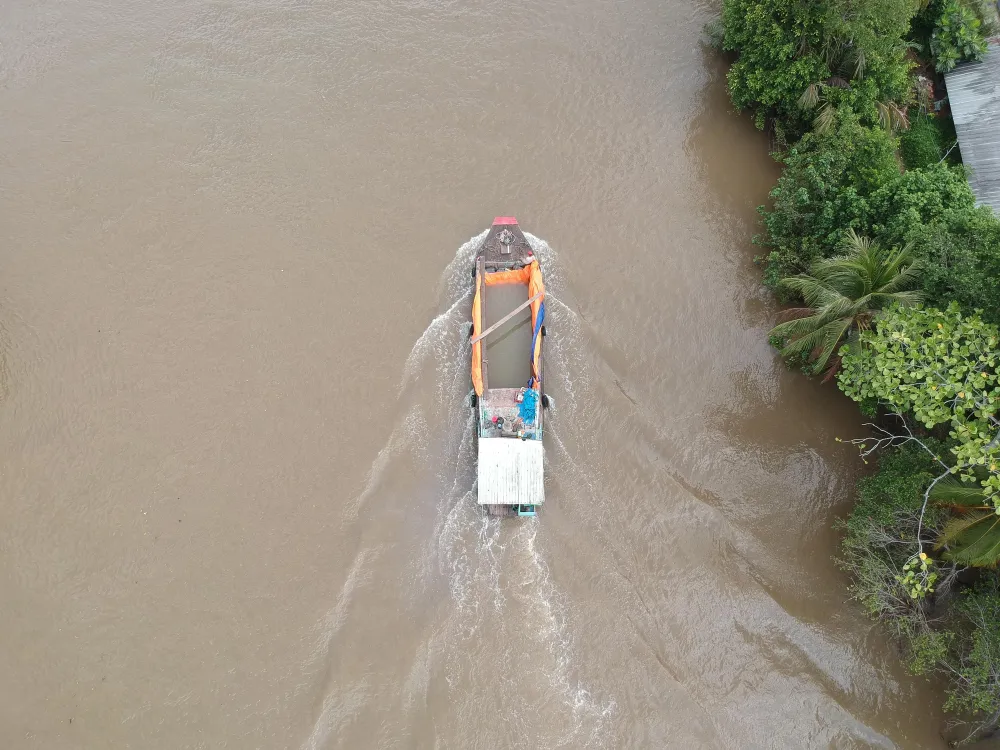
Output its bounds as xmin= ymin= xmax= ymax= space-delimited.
xmin=527 ymin=300 xmax=545 ymax=388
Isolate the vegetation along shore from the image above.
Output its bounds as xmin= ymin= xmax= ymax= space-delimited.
xmin=708 ymin=0 xmax=1000 ymax=744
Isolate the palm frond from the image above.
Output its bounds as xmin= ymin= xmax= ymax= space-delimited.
xmin=891 ymin=104 xmax=910 ymax=132
xmin=876 ymin=101 xmax=910 ymax=133
xmin=838 ymin=228 xmax=872 ymax=255
xmin=876 ymin=101 xmax=890 ymax=131
xmin=873 ymin=244 xmax=915 ymax=281
xmin=778 ymin=274 xmax=845 ymax=308
xmin=814 ymin=103 xmax=838 ymax=135
xmin=775 ymin=307 xmax=817 ymax=323
xmin=931 ymin=478 xmax=990 ymax=508
xmin=775 ymin=324 xmax=831 ymax=357
xmin=936 ymin=511 xmax=994 ymax=548
xmin=813 ymin=294 xmax=869 ymax=322
xmin=810 ymin=316 xmax=853 ymax=371
xmin=815 ymin=266 xmax=871 ymax=299
xmin=874 ymin=265 xmax=921 ymax=296
xmin=941 ymin=513 xmax=1000 ymax=567
xmin=820 ymin=36 xmax=840 ymax=69
xmin=798 ymin=83 xmax=821 ymax=110
xmin=852 ymin=47 xmax=867 ymax=80
xmin=870 ymin=289 xmax=924 ymax=308
xmin=769 ymin=314 xmax=827 ymax=341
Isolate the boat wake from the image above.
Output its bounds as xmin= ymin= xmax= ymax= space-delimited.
xmin=424 ymin=231 xmax=615 ymax=747
xmin=301 ymin=229 xmax=615 ymax=749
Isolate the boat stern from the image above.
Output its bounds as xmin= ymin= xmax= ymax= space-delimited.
xmin=477 ymin=436 xmax=545 ymax=512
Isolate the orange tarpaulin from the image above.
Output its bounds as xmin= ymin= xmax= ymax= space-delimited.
xmin=471 ymin=261 xmax=545 ymax=397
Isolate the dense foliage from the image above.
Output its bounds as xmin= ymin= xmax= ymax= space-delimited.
xmin=758 ymin=109 xmax=900 ymax=286
xmin=838 ymin=442 xmax=946 ymax=631
xmin=929 ymin=0 xmax=989 ymax=72
xmin=762 ymin=147 xmax=1000 ymax=323
xmin=720 ymin=0 xmax=915 ymax=135
xmin=946 ymin=579 xmax=1000 ymax=720
xmin=841 ymin=448 xmax=1000 ymax=740
xmin=908 ymin=206 xmax=1000 ymax=325
xmin=718 ymin=0 xmax=1000 ymax=736
xmin=839 ymin=304 xmax=1000 ymax=501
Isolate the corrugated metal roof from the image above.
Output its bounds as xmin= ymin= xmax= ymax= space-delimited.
xmin=945 ymin=41 xmax=1000 ymax=214
xmin=477 ymin=438 xmax=545 ymax=506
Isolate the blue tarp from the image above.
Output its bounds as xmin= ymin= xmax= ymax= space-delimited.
xmin=518 ymin=387 xmax=538 ymax=423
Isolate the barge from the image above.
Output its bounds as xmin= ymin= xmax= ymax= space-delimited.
xmin=470 ymin=217 xmax=547 ymax=517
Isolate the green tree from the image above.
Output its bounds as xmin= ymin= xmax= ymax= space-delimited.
xmin=868 ymin=163 xmax=978 ymax=247
xmin=769 ymin=229 xmax=922 ymax=374
xmin=944 ymin=579 xmax=1000 ymax=741
xmin=758 ymin=109 xmax=900 ymax=285
xmin=721 ymin=0 xmax=915 ymax=133
xmin=839 ymin=442 xmax=948 ymax=626
xmin=803 ymin=161 xmax=1000 ymax=323
xmin=903 ymin=205 xmax=1000 ymax=326
xmin=838 ymin=304 xmax=1000 ymax=503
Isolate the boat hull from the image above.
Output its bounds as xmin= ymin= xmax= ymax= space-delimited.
xmin=471 ymin=217 xmax=546 ymax=517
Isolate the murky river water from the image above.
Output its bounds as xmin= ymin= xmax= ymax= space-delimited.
xmin=0 ymin=0 xmax=960 ymax=747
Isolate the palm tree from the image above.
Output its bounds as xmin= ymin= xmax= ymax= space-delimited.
xmin=932 ymin=479 xmax=1000 ymax=567
xmin=799 ymin=80 xmax=910 ymax=134
xmin=795 ymin=33 xmax=916 ymax=135
xmin=768 ymin=229 xmax=923 ymax=376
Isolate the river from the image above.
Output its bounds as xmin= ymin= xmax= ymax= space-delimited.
xmin=0 ymin=0 xmax=956 ymax=747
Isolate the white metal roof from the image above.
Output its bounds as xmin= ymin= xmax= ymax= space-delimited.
xmin=477 ymin=437 xmax=545 ymax=506
xmin=946 ymin=41 xmax=1000 ymax=214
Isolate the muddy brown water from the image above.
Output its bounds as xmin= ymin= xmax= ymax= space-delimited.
xmin=0 ymin=0 xmax=963 ymax=748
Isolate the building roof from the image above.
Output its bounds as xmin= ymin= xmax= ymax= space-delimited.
xmin=945 ymin=41 xmax=1000 ymax=214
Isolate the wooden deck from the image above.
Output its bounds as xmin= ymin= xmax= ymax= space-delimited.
xmin=478 ymin=388 xmax=540 ymax=439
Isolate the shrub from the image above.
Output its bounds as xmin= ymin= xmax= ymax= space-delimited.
xmin=863 ymin=163 xmax=1000 ymax=322
xmin=929 ymin=0 xmax=989 ymax=72
xmin=867 ymin=162 xmax=976 ymax=246
xmin=945 ymin=579 xmax=1000 ymax=722
xmin=842 ymin=444 xmax=1000 ymax=738
xmin=839 ymin=443 xmax=947 ymax=643
xmin=908 ymin=206 xmax=1000 ymax=324
xmin=899 ymin=115 xmax=944 ymax=169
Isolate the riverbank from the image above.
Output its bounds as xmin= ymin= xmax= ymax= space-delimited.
xmin=710 ymin=0 xmax=1000 ymax=744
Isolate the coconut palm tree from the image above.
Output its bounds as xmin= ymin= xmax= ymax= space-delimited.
xmin=795 ymin=32 xmax=915 ymax=135
xmin=799 ymin=80 xmax=910 ymax=134
xmin=769 ymin=229 xmax=923 ymax=376
xmin=932 ymin=479 xmax=1000 ymax=567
